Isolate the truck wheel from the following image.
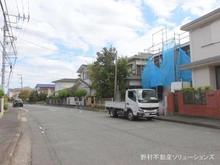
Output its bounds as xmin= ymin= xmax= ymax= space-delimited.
xmin=109 ymin=108 xmax=118 ymax=118
xmin=127 ymin=110 xmax=135 ymax=121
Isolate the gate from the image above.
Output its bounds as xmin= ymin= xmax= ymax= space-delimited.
xmin=174 ymin=91 xmax=179 ymax=113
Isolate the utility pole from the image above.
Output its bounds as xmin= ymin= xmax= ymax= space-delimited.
xmin=0 ymin=1 xmax=29 ymax=90
xmin=2 ymin=20 xmax=6 ymax=89
xmin=17 ymin=74 xmax=23 ymax=89
xmin=114 ymin=51 xmax=117 ymax=101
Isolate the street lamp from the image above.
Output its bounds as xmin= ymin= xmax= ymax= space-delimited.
xmin=114 ymin=51 xmax=117 ymax=101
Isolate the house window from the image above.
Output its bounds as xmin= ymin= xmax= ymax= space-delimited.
xmin=215 ymin=66 xmax=220 ymax=89
xmin=82 ymin=72 xmax=88 ymax=80
xmin=137 ymin=65 xmax=142 ymax=75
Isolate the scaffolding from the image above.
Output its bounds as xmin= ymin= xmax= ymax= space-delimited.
xmin=141 ymin=27 xmax=191 ymax=89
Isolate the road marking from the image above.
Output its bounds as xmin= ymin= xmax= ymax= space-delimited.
xmin=20 ymin=108 xmax=28 ymax=112
xmin=21 ymin=117 xmax=27 ymax=122
xmin=36 ymin=123 xmax=47 ymax=134
xmin=48 ymin=108 xmax=55 ymax=112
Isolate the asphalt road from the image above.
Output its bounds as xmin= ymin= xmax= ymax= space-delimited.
xmin=14 ymin=104 xmax=220 ymax=165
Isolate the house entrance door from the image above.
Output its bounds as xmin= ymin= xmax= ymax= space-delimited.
xmin=174 ymin=91 xmax=179 ymax=113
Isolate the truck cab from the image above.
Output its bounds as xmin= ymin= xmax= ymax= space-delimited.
xmin=126 ymin=89 xmax=160 ymax=120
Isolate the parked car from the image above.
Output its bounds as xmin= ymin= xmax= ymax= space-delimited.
xmin=13 ymin=99 xmax=23 ymax=107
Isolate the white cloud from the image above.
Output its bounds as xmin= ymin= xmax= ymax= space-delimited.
xmin=2 ymin=0 xmax=220 ymax=90
xmin=143 ymin=0 xmax=179 ymax=18
xmin=156 ymin=18 xmax=176 ymax=27
xmin=181 ymin=0 xmax=219 ymax=16
xmin=181 ymin=16 xmax=192 ymax=26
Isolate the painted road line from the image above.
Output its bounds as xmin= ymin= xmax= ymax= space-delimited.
xmin=48 ymin=108 xmax=55 ymax=112
xmin=20 ymin=108 xmax=29 ymax=112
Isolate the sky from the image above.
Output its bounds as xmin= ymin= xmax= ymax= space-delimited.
xmin=1 ymin=0 xmax=220 ymax=91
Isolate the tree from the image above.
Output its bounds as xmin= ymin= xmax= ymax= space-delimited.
xmin=38 ymin=92 xmax=47 ymax=101
xmin=117 ymin=56 xmax=129 ymax=100
xmin=29 ymin=90 xmax=38 ymax=103
xmin=74 ymin=88 xmax=87 ymax=98
xmin=0 ymin=88 xmax=4 ymax=98
xmin=89 ymin=47 xmax=116 ymax=98
xmin=18 ymin=90 xmax=30 ymax=101
xmin=58 ymin=89 xmax=68 ymax=98
xmin=89 ymin=47 xmax=129 ymax=98
xmin=66 ymin=86 xmax=78 ymax=97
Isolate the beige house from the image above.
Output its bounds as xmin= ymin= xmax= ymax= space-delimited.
xmin=7 ymin=87 xmax=32 ymax=99
xmin=35 ymin=84 xmax=55 ymax=96
xmin=125 ymin=52 xmax=149 ymax=88
xmin=180 ymin=8 xmax=220 ymax=89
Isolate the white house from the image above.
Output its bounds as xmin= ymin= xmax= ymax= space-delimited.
xmin=180 ymin=8 xmax=220 ymax=89
xmin=52 ymin=78 xmax=77 ymax=95
xmin=76 ymin=64 xmax=95 ymax=96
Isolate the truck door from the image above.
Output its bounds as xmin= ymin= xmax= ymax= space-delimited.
xmin=127 ymin=90 xmax=138 ymax=115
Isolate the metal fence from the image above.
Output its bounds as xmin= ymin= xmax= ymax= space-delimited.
xmin=183 ymin=92 xmax=206 ymax=105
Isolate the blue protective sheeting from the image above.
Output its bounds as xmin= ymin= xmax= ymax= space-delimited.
xmin=177 ymin=48 xmax=192 ymax=81
xmin=161 ymin=40 xmax=175 ymax=87
xmin=142 ymin=60 xmax=153 ymax=88
xmin=150 ymin=65 xmax=162 ymax=87
xmin=141 ymin=40 xmax=191 ymax=88
xmin=142 ymin=40 xmax=176 ymax=88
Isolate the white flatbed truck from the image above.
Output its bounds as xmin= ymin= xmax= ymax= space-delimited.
xmin=105 ymin=89 xmax=160 ymax=121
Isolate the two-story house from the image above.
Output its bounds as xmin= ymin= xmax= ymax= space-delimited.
xmin=76 ymin=64 xmax=95 ymax=96
xmin=35 ymin=84 xmax=55 ymax=96
xmin=180 ymin=8 xmax=220 ymax=89
xmin=125 ymin=52 xmax=149 ymax=89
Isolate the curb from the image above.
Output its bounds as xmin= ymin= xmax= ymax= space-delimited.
xmin=155 ymin=117 xmax=220 ymax=130
xmin=1 ymin=130 xmax=22 ymax=165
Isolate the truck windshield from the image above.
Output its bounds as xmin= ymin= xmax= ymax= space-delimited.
xmin=137 ymin=90 xmax=159 ymax=103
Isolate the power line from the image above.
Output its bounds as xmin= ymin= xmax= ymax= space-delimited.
xmin=14 ymin=0 xmax=20 ymax=16
xmin=17 ymin=37 xmax=94 ymax=57
xmin=1 ymin=0 xmax=29 ymax=89
xmin=13 ymin=0 xmax=30 ymax=53
xmin=17 ymin=37 xmax=76 ymax=55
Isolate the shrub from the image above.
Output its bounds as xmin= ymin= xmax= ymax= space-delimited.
xmin=181 ymin=87 xmax=195 ymax=93
xmin=4 ymin=102 xmax=9 ymax=110
xmin=50 ymin=95 xmax=58 ymax=99
xmin=203 ymin=85 xmax=212 ymax=90
xmin=0 ymin=88 xmax=4 ymax=98
xmin=195 ymin=87 xmax=203 ymax=92
xmin=74 ymin=89 xmax=87 ymax=97
xmin=181 ymin=85 xmax=212 ymax=93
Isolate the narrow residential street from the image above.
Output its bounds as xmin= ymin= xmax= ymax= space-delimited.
xmin=11 ymin=104 xmax=220 ymax=165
